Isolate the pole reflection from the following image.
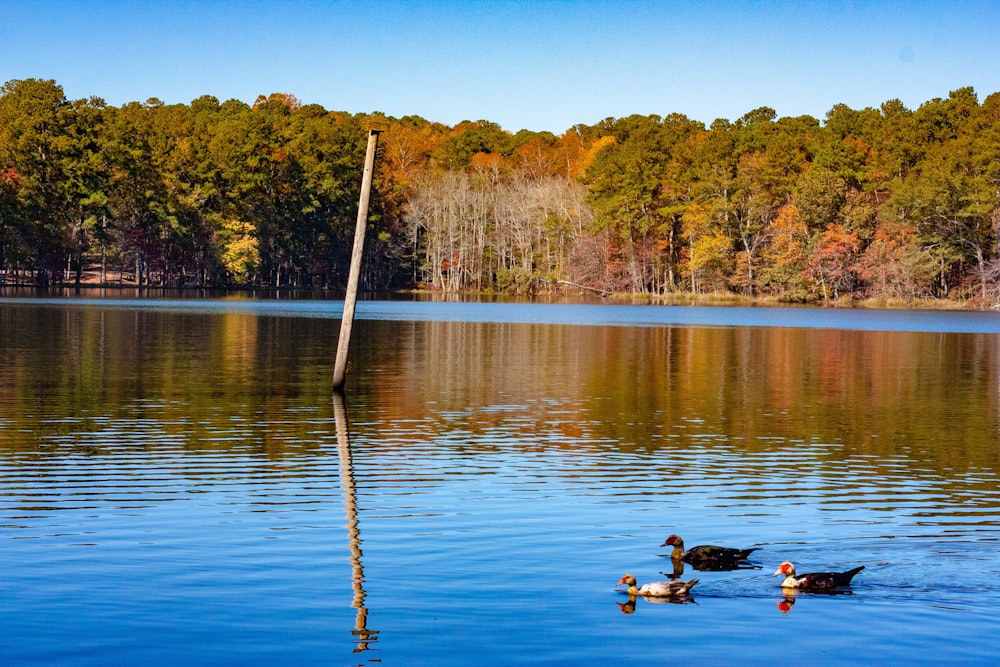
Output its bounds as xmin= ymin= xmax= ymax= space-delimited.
xmin=334 ymin=391 xmax=378 ymax=653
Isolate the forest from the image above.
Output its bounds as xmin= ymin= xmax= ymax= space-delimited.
xmin=1 ymin=77 xmax=999 ymax=304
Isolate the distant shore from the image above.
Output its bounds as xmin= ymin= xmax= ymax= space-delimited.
xmin=2 ymin=272 xmax=995 ymax=312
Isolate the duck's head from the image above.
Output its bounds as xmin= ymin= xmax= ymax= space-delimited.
xmin=774 ymin=561 xmax=796 ymax=577
xmin=617 ymin=573 xmax=637 ymax=587
xmin=661 ymin=534 xmax=683 ymax=547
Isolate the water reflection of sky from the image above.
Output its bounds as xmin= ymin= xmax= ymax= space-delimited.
xmin=5 ymin=297 xmax=1000 ymax=333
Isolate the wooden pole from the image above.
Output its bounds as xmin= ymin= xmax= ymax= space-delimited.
xmin=333 ymin=119 xmax=388 ymax=392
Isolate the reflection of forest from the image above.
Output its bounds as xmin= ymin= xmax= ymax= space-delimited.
xmin=364 ymin=319 xmax=1000 ymax=469
xmin=2 ymin=304 xmax=999 ymax=484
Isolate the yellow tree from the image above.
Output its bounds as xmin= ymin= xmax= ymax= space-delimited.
xmin=218 ymin=218 xmax=259 ymax=285
xmin=681 ymin=202 xmax=731 ymax=293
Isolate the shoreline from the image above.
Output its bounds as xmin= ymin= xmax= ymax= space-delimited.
xmin=1 ymin=279 xmax=996 ymax=312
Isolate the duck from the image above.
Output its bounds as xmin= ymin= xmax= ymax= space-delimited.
xmin=773 ymin=561 xmax=864 ymax=591
xmin=661 ymin=534 xmax=758 ymax=569
xmin=617 ymin=573 xmax=699 ymax=597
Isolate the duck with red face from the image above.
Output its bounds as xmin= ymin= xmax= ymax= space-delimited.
xmin=773 ymin=561 xmax=864 ymax=591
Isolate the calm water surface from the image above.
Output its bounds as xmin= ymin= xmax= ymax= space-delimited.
xmin=2 ymin=295 xmax=999 ymax=665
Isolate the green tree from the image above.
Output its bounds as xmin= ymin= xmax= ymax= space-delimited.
xmin=101 ymin=100 xmax=173 ymax=284
xmin=433 ymin=120 xmax=511 ymax=170
xmin=0 ymin=79 xmax=77 ymax=282
xmin=889 ymin=89 xmax=998 ymax=299
xmin=584 ymin=114 xmax=703 ymax=293
xmin=0 ymin=166 xmax=20 ymax=277
xmin=727 ymin=109 xmax=816 ymax=294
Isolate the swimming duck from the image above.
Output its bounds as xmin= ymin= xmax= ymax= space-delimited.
xmin=773 ymin=561 xmax=864 ymax=591
xmin=662 ymin=534 xmax=758 ymax=569
xmin=617 ymin=573 xmax=699 ymax=597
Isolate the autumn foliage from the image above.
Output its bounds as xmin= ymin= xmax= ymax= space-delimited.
xmin=1 ymin=78 xmax=999 ymax=304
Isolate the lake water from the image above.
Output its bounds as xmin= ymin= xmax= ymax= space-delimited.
xmin=2 ymin=293 xmax=1000 ymax=665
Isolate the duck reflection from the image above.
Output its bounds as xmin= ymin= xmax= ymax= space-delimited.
xmin=335 ymin=391 xmax=379 ymax=653
xmin=616 ymin=594 xmax=697 ymax=615
xmin=664 ymin=558 xmax=760 ymax=579
xmin=617 ymin=597 xmax=637 ymax=614
xmin=774 ymin=587 xmax=854 ymax=615
xmin=664 ymin=559 xmax=686 ymax=580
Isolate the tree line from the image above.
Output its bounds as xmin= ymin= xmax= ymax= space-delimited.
xmin=1 ymin=78 xmax=999 ymax=303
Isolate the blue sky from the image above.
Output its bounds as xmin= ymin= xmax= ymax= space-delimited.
xmin=2 ymin=0 xmax=998 ymax=133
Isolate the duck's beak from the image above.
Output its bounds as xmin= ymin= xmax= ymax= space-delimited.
xmin=773 ymin=567 xmax=783 ymax=576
